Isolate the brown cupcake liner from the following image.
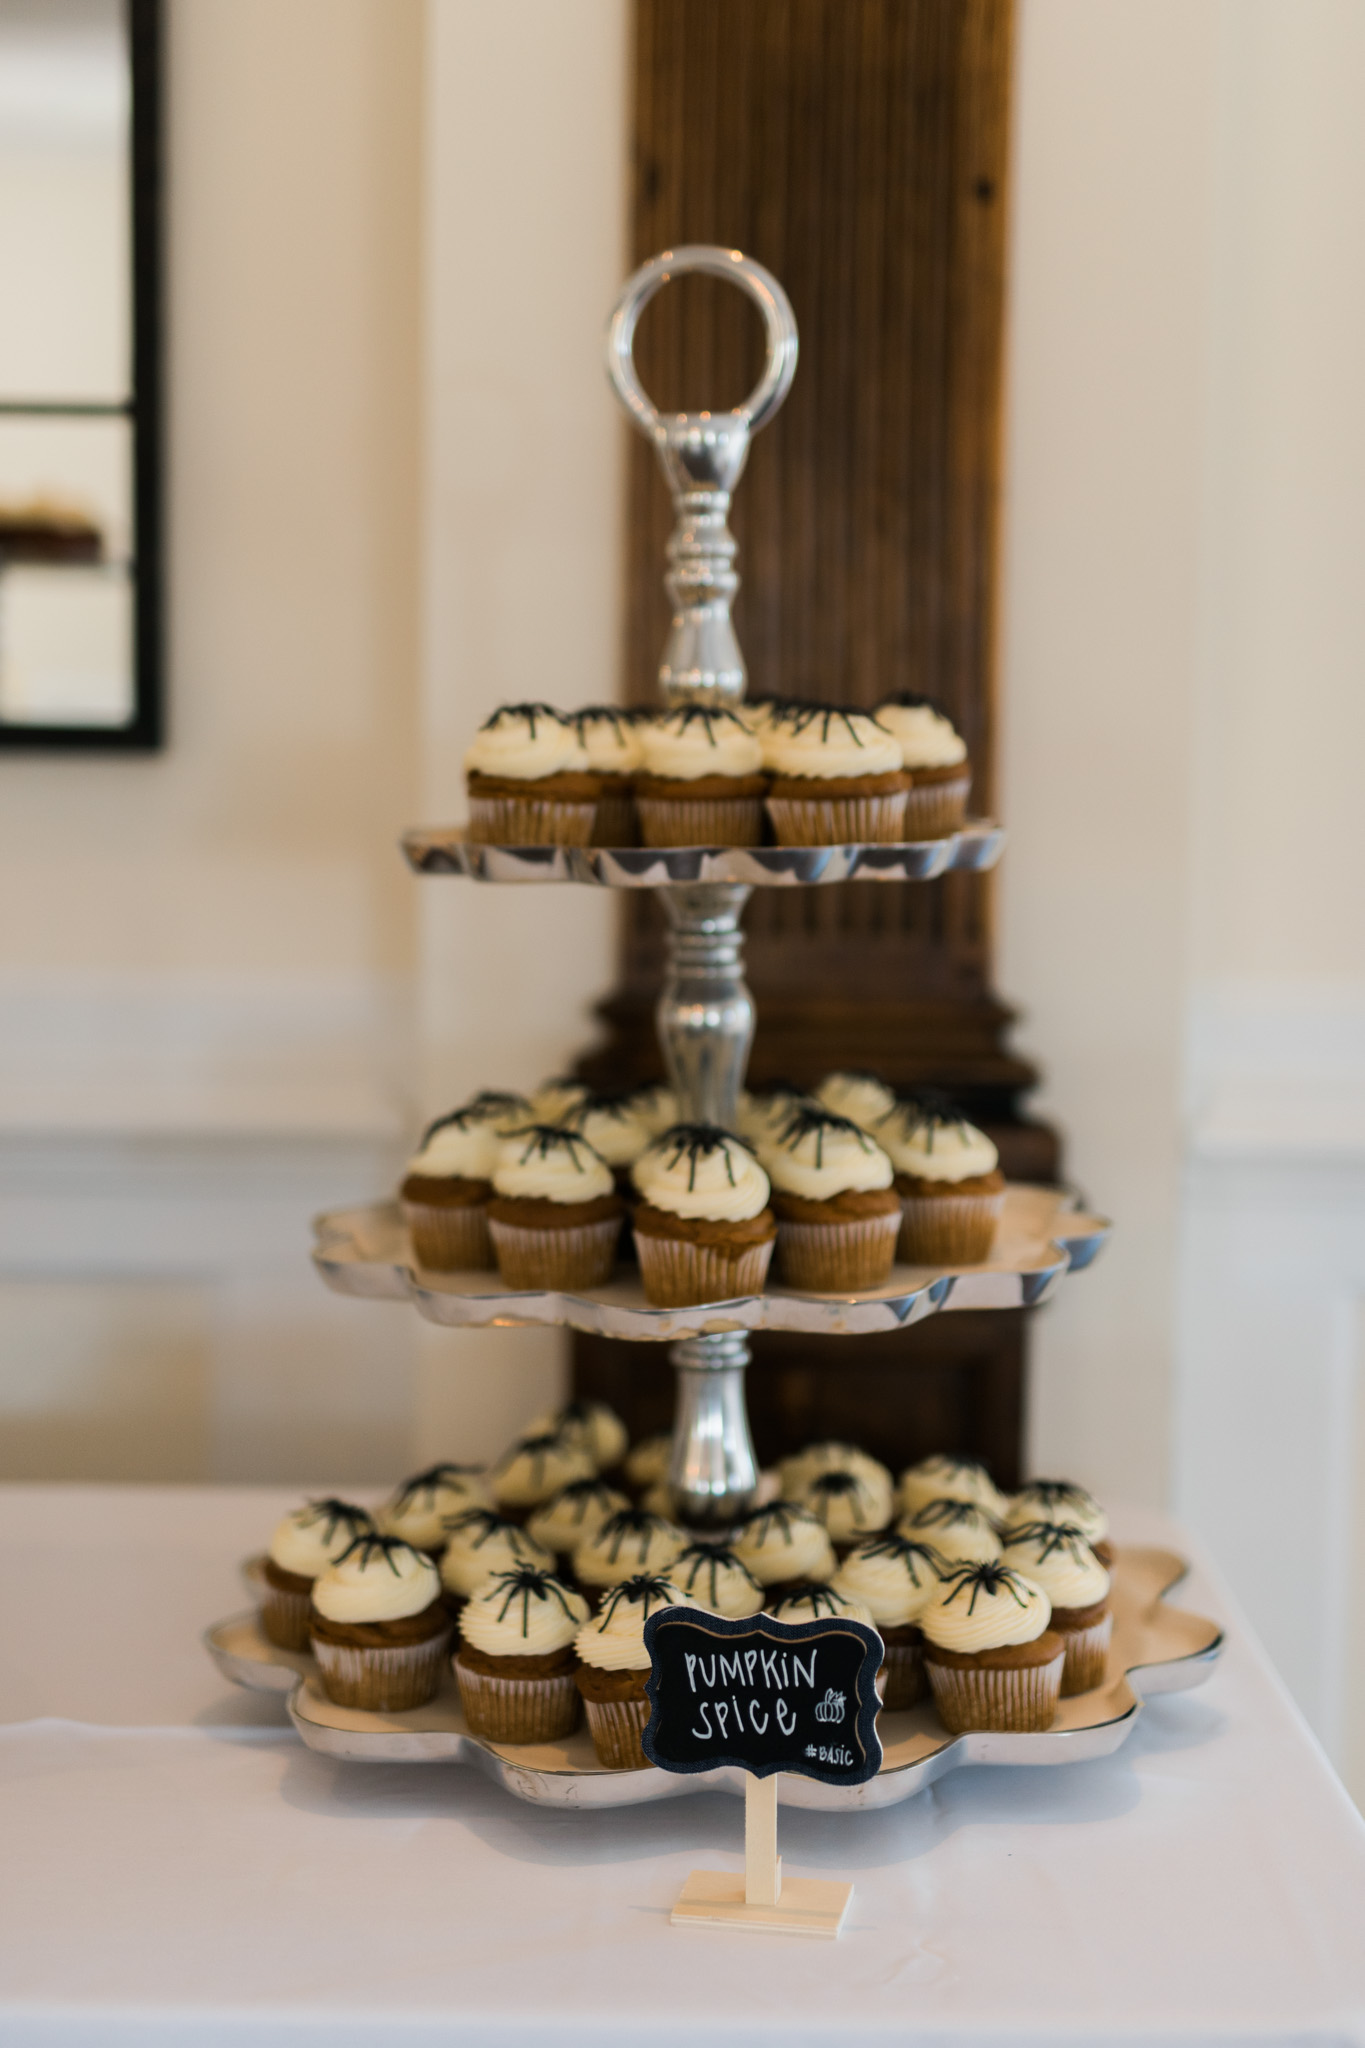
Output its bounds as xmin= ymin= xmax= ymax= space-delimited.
xmin=1059 ymin=1612 xmax=1112 ymax=1696
xmin=903 ymin=773 xmax=971 ymax=840
xmin=774 ymin=1209 xmax=902 ymax=1292
xmin=402 ymin=1198 xmax=493 ymax=1273
xmin=634 ymin=1229 xmax=774 ymax=1307
xmin=592 ymin=788 xmax=639 ymax=847
xmin=453 ymin=1656 xmax=582 ymax=1742
xmin=487 ymin=1214 xmax=621 ymax=1290
xmin=311 ymin=1626 xmax=452 ymax=1711
xmin=260 ymin=1582 xmax=313 ymax=1653
xmin=467 ymin=793 xmax=597 ymax=847
xmin=926 ymin=1648 xmax=1064 ymax=1733
xmin=765 ymin=791 xmax=908 ymax=846
xmin=583 ymin=1693 xmax=652 ymax=1770
xmin=636 ymin=795 xmax=765 ymax=849
xmin=897 ymin=1189 xmax=1004 ymax=1266
xmin=879 ymin=1638 xmax=928 ymax=1711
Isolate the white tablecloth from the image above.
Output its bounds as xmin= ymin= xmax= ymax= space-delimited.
xmin=2 ymin=1484 xmax=1363 ymax=2047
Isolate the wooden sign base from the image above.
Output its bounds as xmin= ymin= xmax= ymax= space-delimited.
xmin=670 ymin=1773 xmax=852 ymax=1939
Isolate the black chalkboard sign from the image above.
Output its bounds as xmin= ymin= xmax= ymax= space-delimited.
xmin=641 ymin=1608 xmax=884 ymax=1786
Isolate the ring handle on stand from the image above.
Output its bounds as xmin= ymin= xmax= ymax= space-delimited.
xmin=606 ymin=246 xmax=799 ymax=439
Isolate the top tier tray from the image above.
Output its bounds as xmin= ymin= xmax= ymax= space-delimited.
xmin=402 ymin=822 xmax=1004 ymax=887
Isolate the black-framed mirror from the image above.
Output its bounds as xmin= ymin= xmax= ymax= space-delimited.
xmin=0 ymin=0 xmax=160 ymax=749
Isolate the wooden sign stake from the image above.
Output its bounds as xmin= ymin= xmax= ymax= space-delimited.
xmin=670 ymin=1774 xmax=853 ymax=1938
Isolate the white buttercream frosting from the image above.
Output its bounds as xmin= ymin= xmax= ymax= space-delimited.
xmin=875 ymin=1101 xmax=999 ymax=1183
xmin=921 ymin=1563 xmax=1051 ymax=1653
xmin=573 ymin=1509 xmax=687 ymax=1589
xmin=528 ymin=1078 xmax=590 ymax=1122
xmin=531 ymin=1400 xmax=629 ymax=1473
xmin=450 ymin=1090 xmax=536 ymax=1135
xmin=732 ymin=1502 xmax=836 ymax=1587
xmin=736 ymin=1085 xmax=819 ymax=1147
xmin=311 ymin=1536 xmax=441 ymax=1624
xmin=574 ymin=1575 xmax=697 ymax=1671
xmin=439 ymin=1511 xmax=554 ymax=1598
xmin=798 ymin=1468 xmax=893 ymax=1543
xmin=898 ymin=1455 xmax=1008 ymax=1522
xmin=624 ymin=1434 xmax=672 ymax=1489
xmin=562 ymin=1096 xmax=657 ymax=1168
xmin=833 ymin=1537 xmax=945 ymax=1627
xmin=761 ymin=1107 xmax=894 ymax=1201
xmin=465 ymin=704 xmax=589 ymax=781
xmin=771 ymin=1583 xmax=874 ymax=1627
xmin=621 ymin=1082 xmax=678 ymax=1137
xmin=458 ymin=1566 xmax=588 ymax=1658
xmin=569 ymin=707 xmax=644 ymax=776
xmin=669 ymin=1544 xmax=765 ymax=1618
xmin=269 ymin=1499 xmax=375 ymax=1580
xmin=638 ymin=706 xmax=763 ymax=781
xmin=999 ymin=1524 xmax=1110 ymax=1611
xmin=489 ymin=1432 xmax=595 ymax=1509
xmin=815 ymin=1072 xmax=898 ymax=1131
xmin=377 ymin=1465 xmax=489 ymax=1550
xmin=632 ymin=1126 xmax=770 ymax=1222
xmin=872 ymin=700 xmax=968 ymax=769
xmin=527 ymin=1478 xmax=630 ymax=1555
xmin=762 ymin=706 xmax=902 ymax=780
xmin=779 ymin=1442 xmax=892 ymax=1500
xmin=405 ymin=1113 xmax=500 ymax=1182
xmin=900 ymin=1498 xmax=1002 ymax=1563
xmin=491 ymin=1127 xmax=615 ymax=1205
xmin=734 ymin=697 xmax=790 ymax=735
xmin=1003 ymin=1482 xmax=1108 ymax=1546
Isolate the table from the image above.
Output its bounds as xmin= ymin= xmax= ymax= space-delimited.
xmin=3 ymin=1484 xmax=1364 ymax=2046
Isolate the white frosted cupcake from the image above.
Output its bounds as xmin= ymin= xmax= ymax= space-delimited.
xmin=900 ymin=1498 xmax=1002 ymax=1564
xmin=635 ymin=706 xmax=767 ymax=847
xmin=488 ymin=1431 xmax=595 ymax=1520
xmin=439 ymin=1510 xmax=555 ymax=1602
xmin=528 ymin=1076 xmax=591 ymax=1123
xmin=561 ymin=1093 xmax=659 ymax=1180
xmin=465 ymin=703 xmax=600 ymax=845
xmin=769 ymin=1582 xmax=875 ymax=1627
xmin=898 ymin=1454 xmax=1008 ymax=1524
xmin=1003 ymin=1481 xmax=1111 ymax=1565
xmin=778 ymin=1441 xmax=893 ymax=1501
xmin=798 ymin=1466 xmax=894 ymax=1551
xmin=377 ymin=1464 xmax=490 ymax=1557
xmin=815 ymin=1071 xmax=898 ymax=1131
xmin=486 ymin=1127 xmax=624 ymax=1289
xmin=527 ymin=1478 xmax=630 ymax=1561
xmin=762 ymin=705 xmax=908 ymax=845
xmin=573 ymin=1508 xmax=686 ymax=1595
xmin=619 ymin=1080 xmax=678 ymax=1138
xmin=669 ymin=1542 xmax=764 ymax=1618
xmin=631 ymin=1124 xmax=775 ymax=1307
xmin=732 ymin=1501 xmax=836 ymax=1600
xmin=872 ymin=696 xmax=971 ymax=839
xmin=999 ymin=1523 xmax=1112 ymax=1695
xmin=921 ymin=1561 xmax=1063 ymax=1733
xmin=833 ymin=1534 xmax=944 ymax=1708
xmin=399 ymin=1110 xmax=503 ymax=1271
xmin=569 ymin=705 xmax=644 ymax=845
xmin=261 ymin=1498 xmax=375 ymax=1651
xmin=876 ymin=1093 xmax=1005 ymax=1265
xmin=623 ymin=1433 xmax=673 ymax=1497
xmin=310 ymin=1535 xmax=450 ymax=1711
xmin=529 ymin=1399 xmax=630 ymax=1476
xmin=761 ymin=1105 xmax=901 ymax=1291
xmin=454 ymin=1564 xmax=590 ymax=1742
xmin=573 ymin=1574 xmax=698 ymax=1768
xmin=736 ymin=1082 xmax=819 ymax=1149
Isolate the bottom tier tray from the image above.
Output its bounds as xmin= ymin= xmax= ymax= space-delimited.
xmin=204 ymin=1547 xmax=1220 ymax=1812
xmin=312 ymin=1183 xmax=1109 ymax=1340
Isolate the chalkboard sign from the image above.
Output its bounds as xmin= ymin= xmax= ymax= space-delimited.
xmin=642 ymin=1607 xmax=884 ymax=1787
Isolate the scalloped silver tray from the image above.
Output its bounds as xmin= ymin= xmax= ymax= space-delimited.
xmin=402 ymin=822 xmax=1005 ymax=886
xmin=203 ymin=1548 xmax=1221 ymax=1811
xmin=312 ymin=1183 xmax=1108 ymax=1341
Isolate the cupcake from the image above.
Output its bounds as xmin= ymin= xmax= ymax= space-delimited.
xmin=761 ymin=1105 xmax=901 ymax=1291
xmin=769 ymin=1582 xmax=875 ymax=1626
xmin=310 ymin=1535 xmax=451 ymax=1711
xmin=527 ymin=1477 xmax=631 ymax=1563
xmin=377 ymin=1464 xmax=489 ymax=1557
xmin=530 ymin=1398 xmax=630 ymax=1476
xmin=486 ymin=1127 xmax=624 ymax=1290
xmin=815 ymin=1070 xmax=898 ymax=1132
xmin=833 ymin=1535 xmax=945 ymax=1708
xmin=876 ymin=1093 xmax=1005 ymax=1265
xmin=438 ymin=1509 xmax=555 ymax=1603
xmin=872 ymin=696 xmax=971 ymax=839
xmin=735 ymin=1082 xmax=819 ymax=1150
xmin=778 ymin=1441 xmax=893 ymax=1502
xmin=900 ymin=1498 xmax=1002 ymax=1565
xmin=999 ymin=1522 xmax=1112 ymax=1695
xmin=898 ymin=1454 xmax=1008 ymax=1524
xmin=798 ymin=1467 xmax=894 ymax=1553
xmin=734 ymin=694 xmax=795 ymax=736
xmin=488 ymin=1430 xmax=595 ymax=1521
xmin=454 ymin=1564 xmax=590 ymax=1742
xmin=634 ymin=706 xmax=767 ymax=847
xmin=573 ymin=1507 xmax=686 ymax=1597
xmin=261 ymin=1498 xmax=374 ymax=1651
xmin=528 ymin=1076 xmax=592 ymax=1123
xmin=399 ymin=1111 xmax=501 ymax=1272
xmin=731 ymin=1500 xmax=836 ymax=1603
xmin=464 ymin=704 xmax=601 ymax=846
xmin=623 ymin=1433 xmax=672 ymax=1499
xmin=631 ymin=1125 xmax=776 ymax=1307
xmin=921 ymin=1561 xmax=1063 ymax=1733
xmin=1004 ymin=1482 xmax=1112 ymax=1568
xmin=568 ymin=706 xmax=644 ymax=845
xmin=669 ymin=1542 xmax=764 ymax=1618
xmin=762 ymin=705 xmax=907 ymax=845
xmin=561 ymin=1091 xmax=659 ymax=1195
xmin=573 ymin=1574 xmax=698 ymax=1768
xmin=619 ymin=1080 xmax=678 ymax=1137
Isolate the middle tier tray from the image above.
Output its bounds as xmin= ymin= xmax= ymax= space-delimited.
xmin=314 ymin=1182 xmax=1108 ymax=1342
xmin=402 ymin=822 xmax=1004 ymax=886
